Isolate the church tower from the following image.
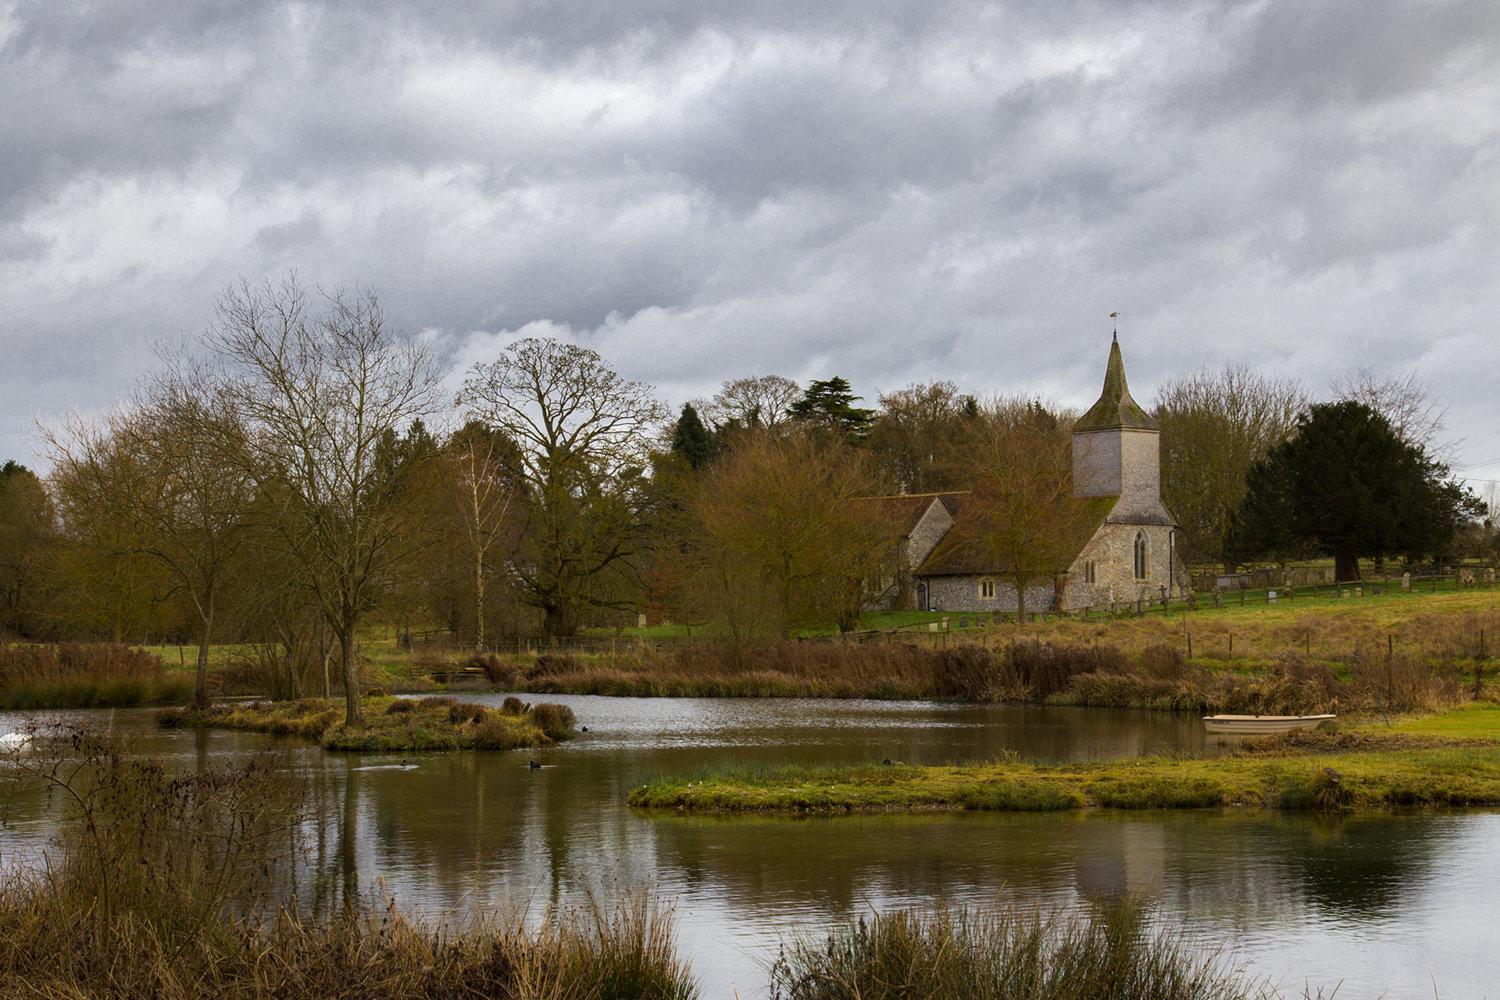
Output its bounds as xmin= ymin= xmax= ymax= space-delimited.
xmin=1071 ymin=334 xmax=1173 ymax=525
xmin=1063 ymin=335 xmax=1182 ymax=606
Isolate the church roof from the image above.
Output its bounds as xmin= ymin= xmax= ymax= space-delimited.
xmin=1074 ymin=335 xmax=1157 ymax=432
xmin=914 ymin=496 xmax=1117 ymax=577
xmin=858 ymin=491 xmax=968 ymax=534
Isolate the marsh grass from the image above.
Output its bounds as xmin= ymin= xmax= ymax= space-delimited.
xmin=160 ymin=696 xmax=576 ymax=751
xmin=769 ymin=898 xmax=1267 ymax=1000
xmin=0 ymin=643 xmax=192 ymax=708
xmin=0 ymin=724 xmax=697 ymax=1000
xmin=629 ymin=731 xmax=1500 ymax=814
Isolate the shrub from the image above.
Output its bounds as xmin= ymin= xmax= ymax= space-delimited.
xmin=464 ymin=651 xmax=515 ymax=685
xmin=1139 ymin=643 xmax=1187 ymax=679
xmin=531 ymin=654 xmax=583 ymax=678
xmin=1004 ymin=642 xmax=1128 ymax=698
xmin=932 ymin=645 xmax=1000 ymax=700
xmin=448 ymin=702 xmax=489 ymax=724
xmin=529 ymin=702 xmax=577 ymax=740
xmin=385 ymin=699 xmax=416 ymax=715
xmin=501 ymin=695 xmax=527 ymax=715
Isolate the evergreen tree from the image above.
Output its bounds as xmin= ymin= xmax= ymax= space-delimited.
xmin=1230 ymin=401 xmax=1481 ymax=581
xmin=788 ymin=377 xmax=876 ymax=440
xmin=670 ymin=403 xmax=716 ymax=470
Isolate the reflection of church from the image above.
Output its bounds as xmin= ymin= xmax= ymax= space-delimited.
xmin=1072 ymin=820 xmax=1166 ymax=900
xmin=892 ymin=337 xmax=1191 ymax=613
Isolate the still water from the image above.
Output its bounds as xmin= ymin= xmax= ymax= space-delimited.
xmin=2 ymin=697 xmax=1496 ymax=999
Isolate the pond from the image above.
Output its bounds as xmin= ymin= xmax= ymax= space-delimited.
xmin=1 ymin=697 xmax=1494 ymax=998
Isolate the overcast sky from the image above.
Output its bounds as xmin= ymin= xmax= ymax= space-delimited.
xmin=3 ymin=0 xmax=1498 ymax=495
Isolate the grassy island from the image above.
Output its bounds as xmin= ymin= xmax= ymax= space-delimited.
xmin=629 ymin=710 xmax=1500 ymax=815
xmin=160 ymin=695 xmax=577 ymax=751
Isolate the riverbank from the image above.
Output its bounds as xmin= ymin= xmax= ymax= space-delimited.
xmin=160 ymin=695 xmax=576 ymax=751
xmin=627 ymin=720 xmax=1500 ymax=815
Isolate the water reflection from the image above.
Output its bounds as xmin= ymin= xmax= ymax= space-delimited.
xmin=0 ymin=702 xmax=1494 ymax=999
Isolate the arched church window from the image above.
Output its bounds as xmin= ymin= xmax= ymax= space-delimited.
xmin=1133 ymin=532 xmax=1148 ymax=580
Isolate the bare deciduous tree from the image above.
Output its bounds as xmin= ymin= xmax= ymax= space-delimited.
xmin=443 ymin=422 xmax=521 ymax=650
xmin=45 ymin=368 xmax=256 ymax=704
xmin=957 ymin=399 xmax=1097 ymax=622
xmin=867 ymin=380 xmax=975 ymax=493
xmin=462 ymin=337 xmax=664 ymax=637
xmin=1154 ymin=364 xmax=1305 ymax=571
xmin=205 ymin=274 xmax=443 ymax=727
xmin=690 ymin=429 xmax=898 ymax=638
xmin=701 ymin=375 xmax=802 ymax=432
xmin=1331 ymin=367 xmax=1452 ymax=459
xmin=0 ymin=462 xmax=54 ymax=639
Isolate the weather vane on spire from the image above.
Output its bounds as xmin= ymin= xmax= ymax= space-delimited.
xmin=1109 ymin=311 xmax=1119 ymax=339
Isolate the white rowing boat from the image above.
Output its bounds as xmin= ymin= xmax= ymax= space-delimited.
xmin=1202 ymin=714 xmax=1335 ymax=735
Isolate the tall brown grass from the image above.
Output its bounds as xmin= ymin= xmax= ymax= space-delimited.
xmin=0 ymin=643 xmax=192 ymax=708
xmin=769 ymin=898 xmax=1270 ymax=1000
xmin=0 ymin=724 xmax=697 ymax=999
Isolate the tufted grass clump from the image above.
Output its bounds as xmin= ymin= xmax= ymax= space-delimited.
xmin=769 ymin=898 xmax=1264 ymax=1000
xmin=529 ymin=702 xmax=577 ymax=740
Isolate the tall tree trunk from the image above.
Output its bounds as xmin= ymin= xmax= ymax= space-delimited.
xmin=340 ymin=618 xmax=361 ymax=727
xmin=194 ymin=595 xmax=214 ymax=707
xmin=1334 ymin=545 xmax=1362 ymax=583
xmin=475 ymin=549 xmax=486 ymax=651
xmin=1014 ymin=575 xmax=1027 ymax=625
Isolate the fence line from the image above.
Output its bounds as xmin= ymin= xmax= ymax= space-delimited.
xmin=394 ymin=570 xmax=1497 ymax=660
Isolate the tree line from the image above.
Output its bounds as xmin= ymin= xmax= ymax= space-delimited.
xmin=1 ymin=275 xmax=1489 ymax=719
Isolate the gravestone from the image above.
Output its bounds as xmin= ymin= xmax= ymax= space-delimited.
xmin=1402 ymin=572 xmax=1412 ymax=592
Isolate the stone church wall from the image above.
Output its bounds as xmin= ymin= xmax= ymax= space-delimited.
xmin=1061 ymin=523 xmax=1186 ymax=609
xmin=1071 ymin=430 xmax=1120 ymax=497
xmin=925 ymin=576 xmax=1056 ymax=615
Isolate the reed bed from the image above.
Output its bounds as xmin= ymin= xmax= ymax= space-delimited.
xmin=769 ymin=899 xmax=1271 ymax=1000
xmin=460 ymin=637 xmax=1471 ymax=716
xmin=0 ymin=642 xmax=192 ymax=708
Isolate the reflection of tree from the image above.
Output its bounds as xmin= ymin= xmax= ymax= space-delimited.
xmin=643 ymin=813 xmax=1098 ymax=914
xmin=1275 ymin=815 xmax=1438 ymax=919
xmin=1155 ymin=812 xmax=1440 ymax=925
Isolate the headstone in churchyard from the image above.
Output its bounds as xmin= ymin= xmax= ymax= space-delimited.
xmin=928 ymin=622 xmax=939 ymax=632
xmin=638 ymin=613 xmax=647 ymax=628
xmin=1268 ymin=591 xmax=1277 ymax=602
xmin=1402 ymin=572 xmax=1412 ymax=592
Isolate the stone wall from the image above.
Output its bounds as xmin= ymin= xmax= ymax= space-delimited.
xmin=1059 ymin=522 xmax=1188 ymax=610
xmin=905 ymin=501 xmax=954 ymax=571
xmin=1071 ymin=429 xmax=1120 ymax=497
xmin=925 ymin=575 xmax=1056 ymax=615
xmin=890 ymin=499 xmax=955 ymax=610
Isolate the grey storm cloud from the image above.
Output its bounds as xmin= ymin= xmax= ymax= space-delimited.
xmin=3 ymin=0 xmax=1499 ymax=492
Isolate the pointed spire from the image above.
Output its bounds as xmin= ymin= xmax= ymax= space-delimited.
xmin=1074 ymin=337 xmax=1156 ymax=431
